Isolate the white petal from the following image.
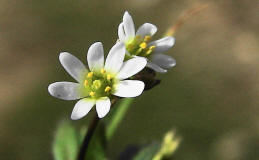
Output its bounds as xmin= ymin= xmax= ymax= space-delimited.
xmin=104 ymin=42 xmax=125 ymax=73
xmin=136 ymin=23 xmax=157 ymax=37
xmin=123 ymin=11 xmax=135 ymax=39
xmin=96 ymin=97 xmax=111 ymax=118
xmin=151 ymin=53 xmax=176 ymax=69
xmin=149 ymin=37 xmax=175 ymax=53
xmin=87 ymin=42 xmax=104 ymax=71
xmin=113 ymin=80 xmax=144 ymax=98
xmin=71 ymin=98 xmax=95 ymax=120
xmin=59 ymin=52 xmax=87 ymax=82
xmin=146 ymin=62 xmax=167 ymax=73
xmin=118 ymin=23 xmax=126 ymax=42
xmin=117 ymin=57 xmax=147 ymax=80
xmin=48 ymin=82 xmax=84 ymax=100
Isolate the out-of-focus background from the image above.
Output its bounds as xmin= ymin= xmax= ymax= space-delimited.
xmin=0 ymin=0 xmax=258 ymax=159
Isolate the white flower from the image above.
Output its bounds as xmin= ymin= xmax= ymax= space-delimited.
xmin=118 ymin=11 xmax=176 ymax=73
xmin=48 ymin=42 xmax=147 ymax=120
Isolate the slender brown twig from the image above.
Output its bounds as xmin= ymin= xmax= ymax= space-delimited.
xmin=165 ymin=4 xmax=209 ymax=36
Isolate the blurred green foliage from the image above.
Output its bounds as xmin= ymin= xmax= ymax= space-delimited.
xmin=53 ymin=121 xmax=79 ymax=160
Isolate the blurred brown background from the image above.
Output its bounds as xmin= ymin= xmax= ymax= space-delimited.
xmin=0 ymin=0 xmax=258 ymax=159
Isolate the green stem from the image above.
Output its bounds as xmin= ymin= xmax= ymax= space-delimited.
xmin=77 ymin=115 xmax=99 ymax=160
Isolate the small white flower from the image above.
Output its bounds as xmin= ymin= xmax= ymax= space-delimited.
xmin=48 ymin=42 xmax=147 ymax=120
xmin=118 ymin=11 xmax=176 ymax=73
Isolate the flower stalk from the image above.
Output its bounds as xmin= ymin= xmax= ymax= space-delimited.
xmin=77 ymin=97 xmax=119 ymax=160
xmin=77 ymin=114 xmax=99 ymax=160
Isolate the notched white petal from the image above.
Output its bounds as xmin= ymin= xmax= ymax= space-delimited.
xmin=48 ymin=82 xmax=83 ymax=100
xmin=113 ymin=80 xmax=145 ymax=98
xmin=59 ymin=52 xmax=87 ymax=82
xmin=136 ymin=23 xmax=157 ymax=37
xmin=118 ymin=23 xmax=126 ymax=42
xmin=96 ymin=97 xmax=111 ymax=118
xmin=105 ymin=42 xmax=125 ymax=73
xmin=151 ymin=53 xmax=176 ymax=69
xmin=87 ymin=42 xmax=104 ymax=71
xmin=149 ymin=37 xmax=175 ymax=53
xmin=117 ymin=57 xmax=147 ymax=80
xmin=123 ymin=11 xmax=135 ymax=39
xmin=71 ymin=98 xmax=95 ymax=120
xmin=146 ymin=62 xmax=167 ymax=73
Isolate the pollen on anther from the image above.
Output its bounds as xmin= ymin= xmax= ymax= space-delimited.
xmin=101 ymin=69 xmax=106 ymax=74
xmin=149 ymin=45 xmax=156 ymax=50
xmin=89 ymin=91 xmax=95 ymax=97
xmin=139 ymin=42 xmax=147 ymax=49
xmin=107 ymin=74 xmax=112 ymax=80
xmin=87 ymin=72 xmax=93 ymax=78
xmin=105 ymin=86 xmax=111 ymax=92
xmin=146 ymin=49 xmax=152 ymax=55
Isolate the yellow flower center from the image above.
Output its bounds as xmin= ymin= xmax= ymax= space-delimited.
xmin=82 ymin=69 xmax=117 ymax=99
xmin=125 ymin=35 xmax=156 ymax=58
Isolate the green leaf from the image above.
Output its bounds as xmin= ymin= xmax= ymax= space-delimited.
xmin=106 ymin=98 xmax=134 ymax=140
xmin=133 ymin=142 xmax=161 ymax=160
xmin=53 ymin=121 xmax=79 ymax=160
xmin=83 ymin=122 xmax=107 ymax=160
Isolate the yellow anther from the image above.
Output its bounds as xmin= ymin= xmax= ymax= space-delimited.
xmin=89 ymin=91 xmax=95 ymax=97
xmin=149 ymin=45 xmax=156 ymax=50
xmin=139 ymin=42 xmax=147 ymax=49
xmin=104 ymin=86 xmax=111 ymax=92
xmin=101 ymin=69 xmax=106 ymax=74
xmin=146 ymin=49 xmax=153 ymax=55
xmin=107 ymin=74 xmax=112 ymax=80
xmin=144 ymin=36 xmax=151 ymax=42
xmin=87 ymin=72 xmax=93 ymax=78
xmin=84 ymin=80 xmax=88 ymax=87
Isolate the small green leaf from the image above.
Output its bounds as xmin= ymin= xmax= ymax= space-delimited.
xmin=83 ymin=122 xmax=107 ymax=160
xmin=133 ymin=142 xmax=161 ymax=160
xmin=53 ymin=121 xmax=79 ymax=160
